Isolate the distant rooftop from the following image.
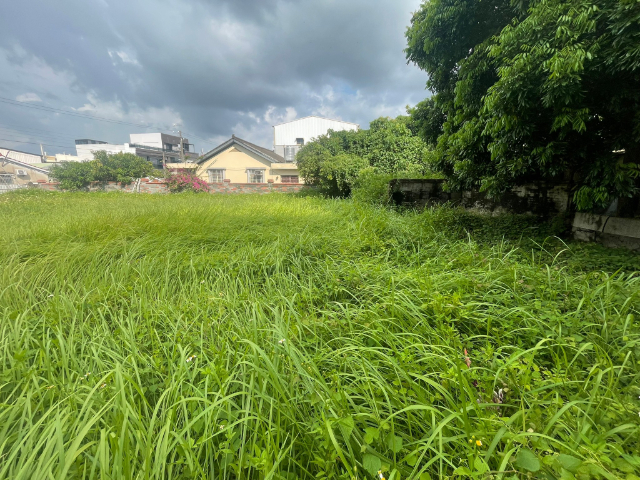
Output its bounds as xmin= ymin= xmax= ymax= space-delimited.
xmin=75 ymin=139 xmax=108 ymax=145
xmin=273 ymin=115 xmax=360 ymax=127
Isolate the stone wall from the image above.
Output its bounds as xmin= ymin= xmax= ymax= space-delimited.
xmin=389 ymin=179 xmax=570 ymax=216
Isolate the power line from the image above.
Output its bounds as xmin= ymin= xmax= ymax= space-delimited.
xmin=0 ymin=122 xmax=75 ymax=139
xmin=0 ymin=137 xmax=76 ymax=149
xmin=0 ymin=96 xmax=217 ymax=150
xmin=0 ymin=126 xmax=73 ymax=144
xmin=0 ymin=96 xmax=169 ymax=130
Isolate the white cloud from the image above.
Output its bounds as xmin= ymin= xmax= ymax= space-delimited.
xmin=16 ymin=92 xmax=42 ymax=102
xmin=108 ymin=49 xmax=140 ymax=66
xmin=263 ymin=106 xmax=297 ymax=125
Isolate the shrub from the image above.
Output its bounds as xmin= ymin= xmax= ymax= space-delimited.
xmin=48 ymin=161 xmax=101 ymax=191
xmin=296 ymin=116 xmax=435 ymax=197
xmin=351 ymin=169 xmax=443 ymax=206
xmin=165 ymin=173 xmax=209 ymax=193
xmin=50 ymin=152 xmax=155 ymax=190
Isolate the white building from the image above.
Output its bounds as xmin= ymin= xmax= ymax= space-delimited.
xmin=273 ymin=116 xmax=359 ymax=162
xmin=75 ymin=133 xmax=198 ymax=168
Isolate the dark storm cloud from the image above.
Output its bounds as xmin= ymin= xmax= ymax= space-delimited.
xmin=0 ymin=0 xmax=427 ymax=154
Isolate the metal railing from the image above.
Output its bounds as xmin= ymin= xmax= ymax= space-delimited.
xmin=128 ymin=143 xmax=197 ymax=155
xmin=0 ymin=184 xmax=26 ymax=193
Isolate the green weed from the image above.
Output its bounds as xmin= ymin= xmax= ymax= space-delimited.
xmin=0 ymin=191 xmax=639 ymax=479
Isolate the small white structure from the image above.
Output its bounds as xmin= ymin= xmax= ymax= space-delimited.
xmin=75 ymin=133 xmax=198 ymax=167
xmin=273 ymin=116 xmax=359 ymax=162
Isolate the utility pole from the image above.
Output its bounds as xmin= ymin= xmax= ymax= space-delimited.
xmin=179 ymin=130 xmax=185 ymax=164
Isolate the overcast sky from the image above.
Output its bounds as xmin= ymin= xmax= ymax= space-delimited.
xmin=0 ymin=0 xmax=428 ymax=156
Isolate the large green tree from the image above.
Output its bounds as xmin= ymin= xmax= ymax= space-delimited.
xmin=406 ymin=0 xmax=640 ymax=210
xmin=50 ymin=152 xmax=155 ymax=190
xmin=297 ymin=116 xmax=432 ymax=196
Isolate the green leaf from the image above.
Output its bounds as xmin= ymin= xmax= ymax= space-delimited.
xmin=474 ymin=457 xmax=489 ymax=474
xmin=613 ymin=458 xmax=635 ymax=473
xmin=364 ymin=427 xmax=380 ymax=444
xmin=453 ymin=466 xmax=472 ymax=476
xmin=403 ymin=452 xmax=418 ymax=467
xmin=557 ymin=454 xmax=582 ymax=473
xmin=363 ymin=454 xmax=382 ymax=476
xmin=337 ymin=416 xmax=354 ymax=440
xmin=386 ymin=434 xmax=403 ymax=454
xmin=419 ymin=473 xmax=431 ymax=480
xmin=515 ymin=448 xmax=540 ymax=472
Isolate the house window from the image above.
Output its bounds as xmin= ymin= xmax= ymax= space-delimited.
xmin=281 ymin=175 xmax=299 ymax=184
xmin=247 ymin=169 xmax=265 ymax=183
xmin=284 ymin=145 xmax=299 ymax=163
xmin=208 ymin=169 xmax=225 ymax=183
xmin=0 ymin=174 xmax=13 ymax=185
xmin=296 ymin=138 xmax=304 ymax=145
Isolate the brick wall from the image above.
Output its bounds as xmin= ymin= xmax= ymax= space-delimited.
xmin=33 ymin=179 xmax=306 ymax=195
xmin=208 ymin=182 xmax=306 ymax=194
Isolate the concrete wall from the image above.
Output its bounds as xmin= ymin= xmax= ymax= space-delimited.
xmin=196 ymin=145 xmax=300 ymax=184
xmin=573 ymin=213 xmax=640 ymax=251
xmin=390 ymin=179 xmax=570 ymax=216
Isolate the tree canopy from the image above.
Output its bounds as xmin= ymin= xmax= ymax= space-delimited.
xmin=406 ymin=0 xmax=640 ymax=210
xmin=50 ymin=151 xmax=155 ymax=190
xmin=296 ymin=116 xmax=433 ymax=196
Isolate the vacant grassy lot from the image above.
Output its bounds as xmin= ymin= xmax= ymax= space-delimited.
xmin=1 ymin=191 xmax=639 ymax=480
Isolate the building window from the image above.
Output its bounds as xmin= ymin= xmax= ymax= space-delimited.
xmin=247 ymin=169 xmax=265 ymax=183
xmin=296 ymin=138 xmax=304 ymax=145
xmin=284 ymin=145 xmax=299 ymax=163
xmin=0 ymin=174 xmax=13 ymax=185
xmin=281 ymin=175 xmax=299 ymax=184
xmin=208 ymin=169 xmax=225 ymax=183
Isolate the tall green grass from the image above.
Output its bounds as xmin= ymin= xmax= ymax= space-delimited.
xmin=1 ymin=190 xmax=639 ymax=480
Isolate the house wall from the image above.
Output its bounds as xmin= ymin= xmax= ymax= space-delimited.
xmin=196 ymin=145 xmax=301 ymax=184
xmin=273 ymin=117 xmax=358 ymax=148
xmin=0 ymin=162 xmax=49 ymax=186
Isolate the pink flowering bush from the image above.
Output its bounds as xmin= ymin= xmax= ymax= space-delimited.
xmin=165 ymin=173 xmax=209 ymax=193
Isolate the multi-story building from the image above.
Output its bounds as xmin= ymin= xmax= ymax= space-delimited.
xmin=273 ymin=116 xmax=359 ymax=162
xmin=75 ymin=133 xmax=198 ymax=168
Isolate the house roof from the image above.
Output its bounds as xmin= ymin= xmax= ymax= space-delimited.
xmin=272 ymin=115 xmax=360 ymax=127
xmin=0 ymin=146 xmax=44 ymax=157
xmin=0 ymin=154 xmax=50 ymax=174
xmin=198 ymin=135 xmax=284 ymax=165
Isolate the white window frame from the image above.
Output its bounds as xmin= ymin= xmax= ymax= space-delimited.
xmin=284 ymin=145 xmax=299 ymax=163
xmin=207 ymin=169 xmax=225 ymax=183
xmin=247 ymin=168 xmax=265 ymax=183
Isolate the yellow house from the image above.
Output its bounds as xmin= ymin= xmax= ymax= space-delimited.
xmin=196 ymin=136 xmax=300 ymax=185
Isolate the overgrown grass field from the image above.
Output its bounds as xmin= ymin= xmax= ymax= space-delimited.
xmin=1 ymin=191 xmax=639 ymax=480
